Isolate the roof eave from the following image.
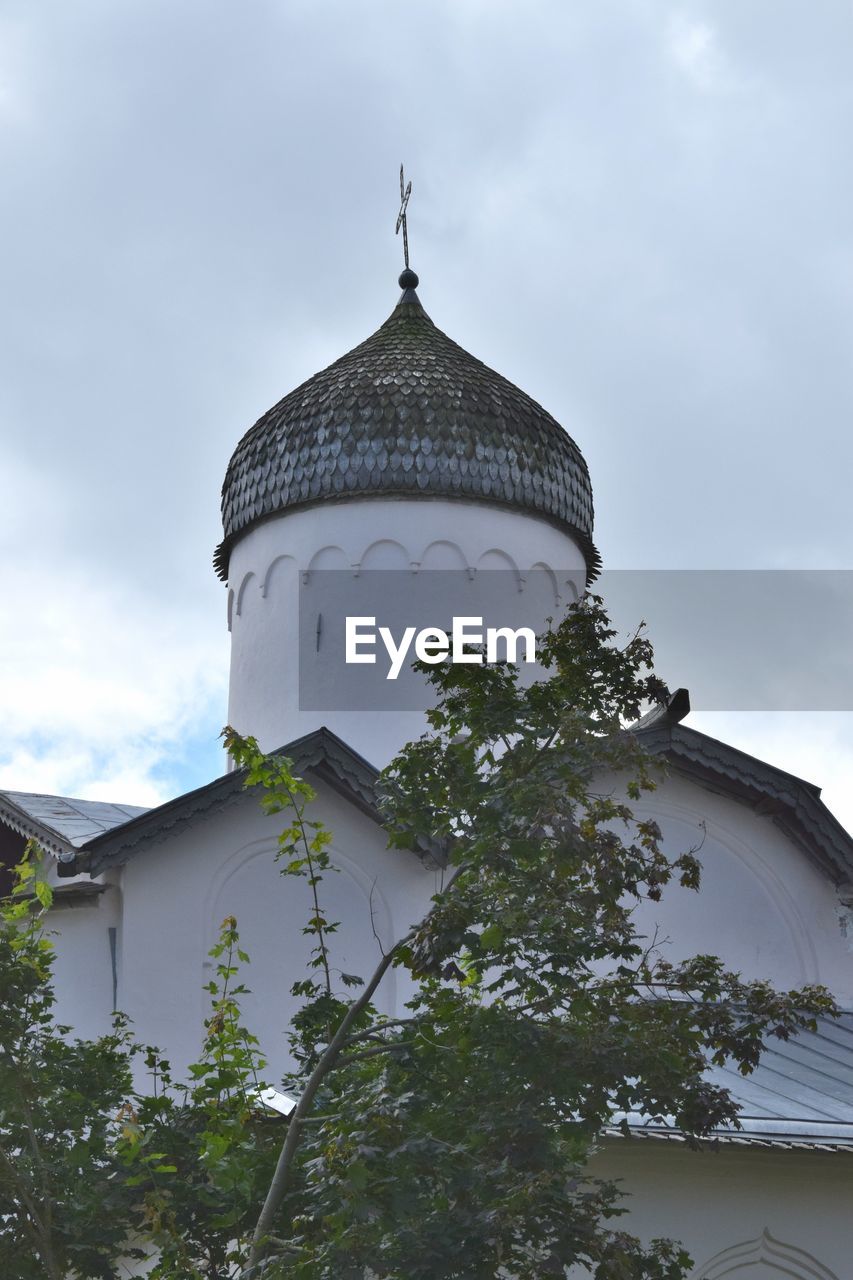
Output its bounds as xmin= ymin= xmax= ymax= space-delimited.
xmin=78 ymin=726 xmax=440 ymax=876
xmin=602 ymin=1123 xmax=853 ymax=1153
xmin=0 ymin=795 xmax=77 ymax=863
xmin=632 ymin=716 xmax=853 ymax=885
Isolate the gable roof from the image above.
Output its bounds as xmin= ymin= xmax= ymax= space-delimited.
xmin=614 ymin=1011 xmax=853 ymax=1151
xmin=632 ymin=692 xmax=853 ymax=886
xmin=0 ymin=791 xmax=148 ymax=864
xmin=708 ymin=1010 xmax=853 ymax=1144
xmin=19 ymin=698 xmax=853 ymax=887
xmin=14 ymin=720 xmax=853 ymax=1152
xmin=77 ymin=727 xmax=385 ymax=876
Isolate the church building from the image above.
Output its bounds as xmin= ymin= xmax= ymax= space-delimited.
xmin=1 ymin=266 xmax=851 ymax=1277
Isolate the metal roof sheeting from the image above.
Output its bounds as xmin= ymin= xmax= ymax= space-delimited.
xmin=708 ymin=1012 xmax=853 ymax=1136
xmin=618 ymin=1013 xmax=853 ymax=1149
xmin=0 ymin=791 xmax=148 ymax=860
xmin=80 ymin=727 xmax=391 ymax=874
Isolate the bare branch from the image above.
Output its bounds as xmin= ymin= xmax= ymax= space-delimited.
xmin=368 ymin=877 xmax=387 ymax=958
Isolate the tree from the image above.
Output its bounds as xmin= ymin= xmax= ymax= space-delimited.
xmin=0 ymin=859 xmax=279 ymax=1278
xmin=115 ymin=915 xmax=280 ymax=1277
xmin=0 ymin=596 xmax=837 ymax=1278
xmin=0 ymin=847 xmax=136 ymax=1279
xmin=222 ymin=598 xmax=833 ymax=1278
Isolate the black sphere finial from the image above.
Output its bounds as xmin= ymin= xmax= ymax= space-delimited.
xmin=399 ymin=267 xmax=419 ymax=290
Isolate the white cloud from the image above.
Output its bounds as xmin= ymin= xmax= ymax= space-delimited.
xmin=0 ymin=555 xmax=227 ymax=805
xmin=0 ymin=0 xmax=850 ymax=833
xmin=0 ymin=18 xmax=32 ymax=124
xmin=665 ymin=14 xmax=727 ymax=91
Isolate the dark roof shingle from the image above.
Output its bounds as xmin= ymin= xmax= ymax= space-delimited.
xmin=216 ymin=285 xmax=597 ymax=581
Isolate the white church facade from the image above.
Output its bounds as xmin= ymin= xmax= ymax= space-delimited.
xmin=1 ymin=267 xmax=852 ymax=1276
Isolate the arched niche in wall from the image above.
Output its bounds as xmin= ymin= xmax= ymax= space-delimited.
xmin=628 ymin=800 xmax=820 ymax=989
xmin=204 ymin=838 xmax=397 ymax=1075
xmin=694 ymin=1228 xmax=839 ymax=1279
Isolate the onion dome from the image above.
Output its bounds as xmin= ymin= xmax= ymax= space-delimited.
xmin=215 ymin=271 xmax=598 ymax=581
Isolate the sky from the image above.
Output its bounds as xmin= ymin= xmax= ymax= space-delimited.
xmin=0 ymin=0 xmax=851 ymax=826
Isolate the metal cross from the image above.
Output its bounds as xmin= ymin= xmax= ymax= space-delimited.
xmin=395 ymin=163 xmax=412 ymax=269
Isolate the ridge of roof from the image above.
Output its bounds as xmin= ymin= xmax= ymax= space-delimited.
xmin=26 ymin=697 xmax=853 ymax=885
xmin=633 ymin=712 xmax=853 ymax=884
xmin=78 ymin=727 xmax=387 ymax=876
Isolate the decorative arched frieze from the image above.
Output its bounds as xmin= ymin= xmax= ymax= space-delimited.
xmin=302 ymin=544 xmax=349 ymax=582
xmin=694 ymin=1227 xmax=839 ymax=1279
xmin=476 ymin=547 xmax=519 ymax=572
xmin=261 ymin=553 xmax=297 ymax=599
xmin=234 ymin=571 xmax=257 ymax=619
xmin=419 ymin=539 xmax=470 ymax=571
xmin=306 ymin=543 xmax=349 ymax=571
xmin=358 ymin=538 xmax=411 ymax=570
xmin=531 ymin=561 xmax=578 ymax=606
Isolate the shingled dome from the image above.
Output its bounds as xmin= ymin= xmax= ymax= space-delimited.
xmin=215 ymin=274 xmax=598 ymax=581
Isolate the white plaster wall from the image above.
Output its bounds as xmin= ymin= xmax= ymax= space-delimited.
xmin=623 ymin=773 xmax=853 ymax=1003
xmin=47 ymin=883 xmax=121 ymax=1043
xmin=226 ymin=499 xmax=587 ymax=767
xmin=49 ymin=756 xmax=853 ymax=1084
xmin=45 ymin=757 xmax=853 ymax=1273
xmin=582 ymin=1140 xmax=853 ymax=1278
xmin=117 ymin=775 xmax=439 ymax=1082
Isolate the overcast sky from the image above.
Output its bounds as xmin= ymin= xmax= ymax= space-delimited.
xmin=1 ymin=1 xmax=852 ymax=826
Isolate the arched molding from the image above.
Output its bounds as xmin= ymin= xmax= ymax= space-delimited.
xmin=227 ymin=588 xmax=235 ymax=633
xmin=202 ymin=835 xmax=398 ymax=1006
xmin=203 ymin=835 xmax=276 ymax=945
xmin=305 ymin=543 xmax=349 ymax=574
xmin=476 ymin=546 xmax=519 ymax=572
xmin=419 ymin=539 xmax=470 ymax=571
xmin=358 ymin=538 xmax=411 ymax=570
xmin=261 ymin=553 xmax=297 ymax=599
xmin=475 ymin=547 xmax=525 ymax=592
xmin=534 ymin=562 xmax=582 ymax=607
xmin=226 ymin=498 xmax=587 ymax=587
xmin=529 ymin=562 xmax=561 ymax=607
xmin=234 ymin=571 xmax=257 ymax=619
xmin=631 ymin=796 xmax=820 ymax=984
xmin=694 ymin=1228 xmax=839 ymax=1279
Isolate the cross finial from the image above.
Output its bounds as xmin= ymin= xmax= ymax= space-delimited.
xmin=395 ymin=163 xmax=412 ymax=270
